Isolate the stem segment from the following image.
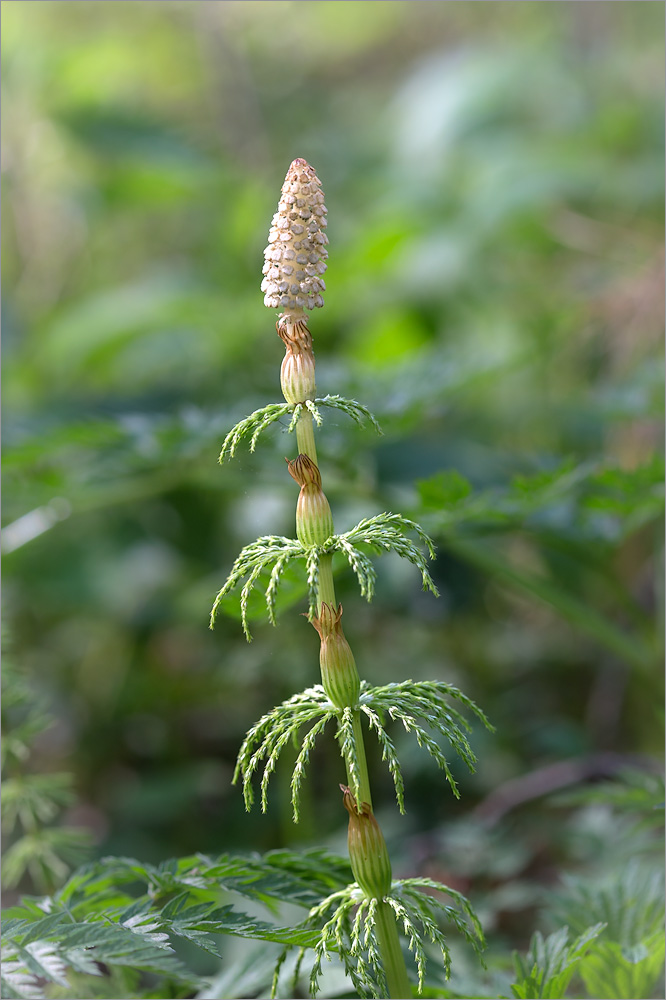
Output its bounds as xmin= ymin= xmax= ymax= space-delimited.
xmin=312 ymin=456 xmax=411 ymax=998
xmin=317 ymin=553 xmax=336 ymax=610
xmin=375 ymin=900 xmax=414 ymax=999
xmin=296 ymin=411 xmax=317 ymax=463
xmin=270 ymin=162 xmax=414 ymax=997
xmin=352 ymin=711 xmax=372 ymax=809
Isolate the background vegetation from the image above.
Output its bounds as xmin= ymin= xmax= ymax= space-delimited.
xmin=2 ymin=2 xmax=664 ymax=998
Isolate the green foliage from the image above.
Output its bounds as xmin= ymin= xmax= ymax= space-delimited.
xmin=417 ymin=456 xmax=664 ymax=548
xmin=296 ymin=876 xmax=484 ymax=999
xmin=504 ymin=769 xmax=665 ymax=1000
xmin=0 ymin=848 xmax=485 ymax=1000
xmin=418 ymin=457 xmax=664 ymax=672
xmin=579 ymin=932 xmax=665 ymax=1000
xmin=552 ymin=862 xmax=665 ymax=1000
xmin=219 ymin=395 xmax=382 ymax=462
xmin=509 ymin=861 xmax=666 ymax=1000
xmin=1 ymin=849 xmax=353 ymax=1000
xmin=2 ymin=3 xmax=663 ymax=997
xmin=234 ymin=680 xmax=490 ymax=820
xmin=1 ymin=654 xmax=91 ymax=893
xmin=211 ymin=514 xmax=438 ymax=638
xmin=1 ymin=828 xmax=91 ymax=897
xmin=511 ymin=924 xmax=605 ymax=999
xmin=554 ymin=769 xmax=665 ymax=836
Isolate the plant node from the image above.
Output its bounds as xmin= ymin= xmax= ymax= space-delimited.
xmin=272 ymin=875 xmax=485 ymax=998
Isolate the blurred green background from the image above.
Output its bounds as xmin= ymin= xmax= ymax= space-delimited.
xmin=2 ymin=0 xmax=663 ymax=959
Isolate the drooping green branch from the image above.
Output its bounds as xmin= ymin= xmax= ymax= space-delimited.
xmin=211 ymin=513 xmax=439 ymax=638
xmin=219 ymin=395 xmax=382 ymax=463
xmin=210 ymin=534 xmax=303 ymax=639
xmin=280 ymin=872 xmax=485 ymax=999
xmin=233 ymin=679 xmax=491 ymax=820
xmin=232 ymin=686 xmax=336 ymax=816
xmin=327 ymin=512 xmax=439 ymax=601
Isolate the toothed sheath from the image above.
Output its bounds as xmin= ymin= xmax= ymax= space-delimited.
xmin=342 ymin=786 xmax=392 ymax=900
xmin=312 ymin=603 xmax=361 ymax=709
xmin=286 ymin=454 xmax=334 ymax=547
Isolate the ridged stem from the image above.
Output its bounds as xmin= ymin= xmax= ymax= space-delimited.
xmin=309 ymin=437 xmax=409 ymax=997
xmin=296 ymin=411 xmax=317 ymax=463
xmin=317 ymin=554 xmax=336 ymax=610
xmin=375 ymin=900 xmax=414 ymax=999
xmin=270 ymin=162 xmax=411 ymax=995
xmin=351 ymin=711 xmax=372 ymax=809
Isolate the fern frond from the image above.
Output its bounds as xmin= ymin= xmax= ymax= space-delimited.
xmin=1 ymin=914 xmax=196 ymax=996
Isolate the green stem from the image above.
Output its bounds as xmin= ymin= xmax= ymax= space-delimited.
xmin=317 ymin=553 xmax=336 ymax=609
xmin=375 ymin=900 xmax=413 ymax=999
xmin=296 ymin=411 xmax=317 ymax=463
xmin=305 ymin=391 xmax=412 ymax=996
xmin=352 ymin=711 xmax=372 ymax=809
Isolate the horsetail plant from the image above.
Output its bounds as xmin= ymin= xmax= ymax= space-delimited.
xmin=211 ymin=158 xmax=492 ymax=998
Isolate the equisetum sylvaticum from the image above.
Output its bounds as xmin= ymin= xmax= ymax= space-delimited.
xmin=211 ymin=158 xmax=492 ymax=999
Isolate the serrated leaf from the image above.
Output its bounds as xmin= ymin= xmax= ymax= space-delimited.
xmin=162 ymin=899 xmax=321 ymax=952
xmin=511 ymin=923 xmax=605 ymax=999
xmin=552 ymin=860 xmax=665 ymax=948
xmin=580 ymin=931 xmax=665 ymax=1000
xmin=1 ymin=848 xmax=359 ymax=1000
